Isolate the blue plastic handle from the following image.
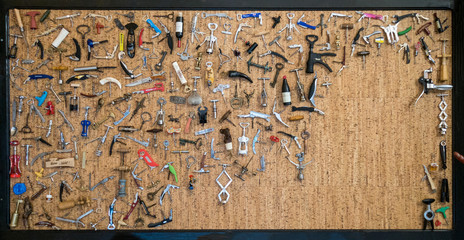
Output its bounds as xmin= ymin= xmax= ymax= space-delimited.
xmin=81 ymin=120 xmax=91 ymax=137
xmin=13 ymin=183 xmax=27 ymax=195
xmin=35 ymin=91 xmax=48 ymax=107
xmin=242 ymin=13 xmax=261 ymax=18
xmin=146 ymin=19 xmax=162 ymax=34
xmin=29 ymin=74 xmax=54 ymax=80
xmin=297 ymin=21 xmax=317 ymax=30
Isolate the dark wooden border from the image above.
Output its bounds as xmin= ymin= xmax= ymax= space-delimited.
xmin=1 ymin=1 xmax=462 ymax=239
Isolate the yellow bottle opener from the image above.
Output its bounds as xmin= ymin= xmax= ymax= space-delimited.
xmin=118 ymin=33 xmax=125 ymax=59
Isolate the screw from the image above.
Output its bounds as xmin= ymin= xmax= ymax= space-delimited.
xmin=210 ymin=100 xmax=218 ymax=119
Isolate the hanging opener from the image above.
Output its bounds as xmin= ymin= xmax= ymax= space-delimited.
xmin=121 ymin=192 xmax=139 ymax=223
xmin=155 ymin=97 xmax=166 ymax=126
xmin=125 ymin=23 xmax=138 ymax=58
xmin=238 ymin=122 xmax=250 ymax=155
xmin=440 ymin=141 xmax=447 ymax=170
xmin=278 ymin=13 xmax=300 ymax=40
xmin=234 ymin=22 xmax=252 ymax=43
xmin=132 ymin=83 xmax=165 ymax=94
xmin=414 ymin=68 xmax=452 ymax=105
xmin=272 ymin=98 xmax=289 ymax=127
xmin=66 ymin=74 xmax=98 ymax=84
xmin=380 ymin=23 xmax=399 ymax=45
xmin=305 ymin=35 xmax=336 ymax=73
xmin=159 ymin=161 xmax=178 ymax=181
xmin=24 ymin=74 xmax=54 ymax=89
xmin=160 ymin=184 xmax=179 ymax=205
xmin=120 ymin=60 xmax=142 ymax=79
xmin=287 ymin=152 xmax=313 ymax=180
xmin=87 ymin=39 xmax=108 ymax=61
xmin=278 ymin=131 xmax=302 ymax=149
xmin=228 ymin=71 xmax=253 ymax=83
xmin=392 ymin=13 xmax=429 ymax=24
xmin=90 ymin=176 xmax=115 ymax=191
xmin=198 ymin=23 xmax=218 ymax=54
xmin=125 ymin=72 xmax=166 ymax=87
xmin=138 ymin=28 xmax=150 ymax=51
xmin=107 ymin=198 xmax=116 ymax=230
xmin=350 ymin=27 xmax=364 ymax=57
xmin=237 ymin=110 xmax=268 ymax=128
xmin=148 ymin=209 xmax=173 ymax=228
xmin=56 ymin=209 xmax=94 ymax=228
xmin=297 ymin=14 xmax=317 ymax=30
xmin=131 ymin=164 xmax=144 ymax=190
xmin=109 ymin=132 xmax=126 ymax=156
xmin=114 ymin=104 xmax=131 ymax=125
xmin=422 ymin=199 xmax=435 ymax=230
xmin=237 ymin=13 xmax=262 ymax=25
xmin=328 ymin=13 xmax=353 ymax=25
xmin=158 ymin=20 xmax=174 ymax=54
xmin=138 ymin=149 xmax=159 ymax=170
xmin=252 ymin=129 xmax=261 ymax=155
xmin=144 ymin=15 xmax=162 ymax=38
xmin=191 ymin=13 xmax=205 ymax=43
xmin=216 ymin=164 xmax=233 ymax=204
xmin=356 ymin=11 xmax=388 ymax=24
xmin=209 ymin=139 xmax=220 ymax=161
xmin=198 ymin=106 xmax=208 ymax=125
xmin=138 ymin=195 xmax=157 ymax=219
xmin=291 ymin=106 xmax=325 ymax=116
xmin=308 ymin=72 xmax=318 ymax=106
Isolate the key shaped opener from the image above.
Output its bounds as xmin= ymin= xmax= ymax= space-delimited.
xmin=238 ymin=122 xmax=250 ymax=155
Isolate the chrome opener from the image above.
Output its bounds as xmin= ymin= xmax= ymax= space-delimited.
xmin=287 ymin=152 xmax=313 ymax=180
xmin=278 ymin=13 xmax=300 ymax=40
xmin=238 ymin=122 xmax=250 ymax=155
xmin=216 ymin=164 xmax=233 ymax=204
xmin=272 ymin=98 xmax=289 ymax=127
xmin=198 ymin=23 xmax=218 ymax=54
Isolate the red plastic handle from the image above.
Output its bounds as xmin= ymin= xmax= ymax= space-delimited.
xmin=270 ymin=136 xmax=280 ymax=142
xmin=10 ymin=155 xmax=21 ymax=178
xmin=142 ymin=83 xmax=164 ymax=93
xmin=138 ymin=149 xmax=159 ymax=169
xmin=139 ymin=28 xmax=144 ymax=47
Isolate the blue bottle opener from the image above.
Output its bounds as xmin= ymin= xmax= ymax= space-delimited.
xmin=80 ymin=106 xmax=91 ymax=137
xmin=237 ymin=13 xmax=262 ymax=25
xmin=297 ymin=14 xmax=317 ymax=30
xmin=81 ymin=120 xmax=90 ymax=137
xmin=146 ymin=19 xmax=162 ymax=37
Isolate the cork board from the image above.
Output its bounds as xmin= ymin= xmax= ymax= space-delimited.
xmin=8 ymin=9 xmax=453 ymax=230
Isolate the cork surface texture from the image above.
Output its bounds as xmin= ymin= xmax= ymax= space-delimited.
xmin=8 ymin=9 xmax=452 ymax=230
